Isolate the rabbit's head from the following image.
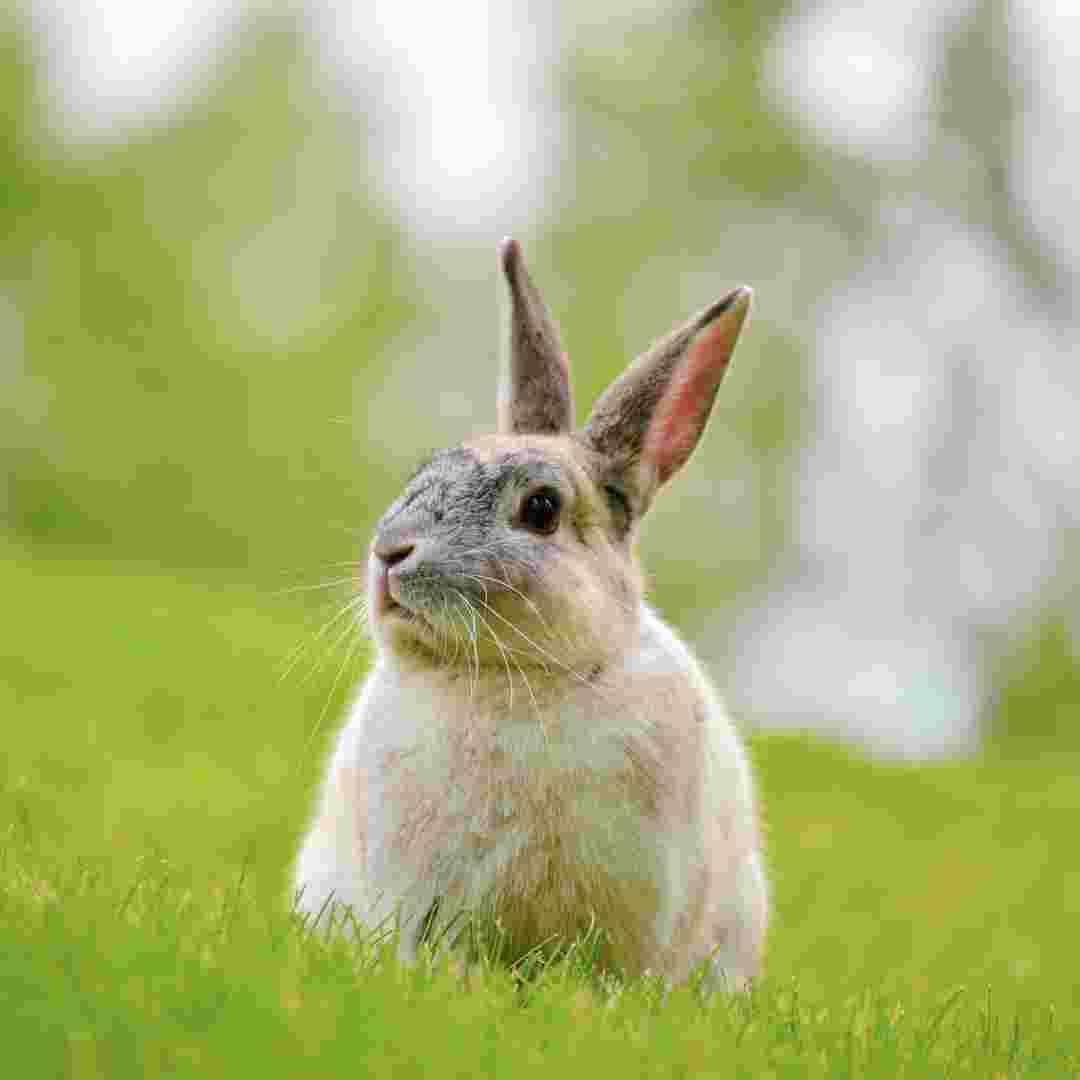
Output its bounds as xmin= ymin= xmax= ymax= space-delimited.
xmin=368 ymin=239 xmax=752 ymax=678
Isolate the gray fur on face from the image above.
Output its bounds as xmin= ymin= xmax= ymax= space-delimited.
xmin=375 ymin=447 xmax=559 ymax=615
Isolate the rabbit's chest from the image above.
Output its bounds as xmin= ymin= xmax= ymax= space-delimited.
xmin=369 ymin=702 xmax=663 ymax=907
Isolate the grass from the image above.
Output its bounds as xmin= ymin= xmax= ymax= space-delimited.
xmin=3 ymin=539 xmax=1078 ymax=1076
xmin=4 ymin=858 xmax=1075 ymax=1079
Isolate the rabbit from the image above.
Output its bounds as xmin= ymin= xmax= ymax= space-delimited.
xmin=293 ymin=238 xmax=768 ymax=988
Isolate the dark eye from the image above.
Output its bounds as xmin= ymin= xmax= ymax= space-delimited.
xmin=520 ymin=487 xmax=561 ymax=534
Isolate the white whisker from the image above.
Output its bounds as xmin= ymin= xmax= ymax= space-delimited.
xmin=471 ymin=594 xmax=608 ymax=699
xmin=278 ymin=588 xmax=368 ymax=686
xmin=270 ymin=577 xmax=359 ymax=597
xmin=306 ymin=629 xmax=361 ymax=760
xmin=458 ymin=589 xmax=515 ymax=711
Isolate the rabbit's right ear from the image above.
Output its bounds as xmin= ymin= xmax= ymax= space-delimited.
xmin=497 ymin=238 xmax=574 ymax=436
xmin=583 ymin=286 xmax=751 ymax=513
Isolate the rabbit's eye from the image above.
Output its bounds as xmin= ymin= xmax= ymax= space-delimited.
xmin=520 ymin=487 xmax=561 ymax=535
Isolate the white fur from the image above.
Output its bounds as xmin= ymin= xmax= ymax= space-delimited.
xmin=294 ymin=604 xmax=767 ymax=984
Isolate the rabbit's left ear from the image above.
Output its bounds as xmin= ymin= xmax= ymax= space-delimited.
xmin=497 ymin=238 xmax=574 ymax=435
xmin=583 ymin=286 xmax=751 ymax=510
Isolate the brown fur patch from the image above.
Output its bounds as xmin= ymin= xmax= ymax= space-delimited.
xmin=498 ymin=239 xmax=575 ymax=436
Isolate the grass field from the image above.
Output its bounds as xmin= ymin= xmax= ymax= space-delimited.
xmin=3 ymin=539 xmax=1078 ymax=1076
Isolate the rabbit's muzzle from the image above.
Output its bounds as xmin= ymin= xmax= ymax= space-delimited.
xmin=370 ymin=534 xmax=430 ymax=614
xmin=371 ymin=535 xmax=417 ymax=616
xmin=370 ymin=532 xmax=480 ymax=628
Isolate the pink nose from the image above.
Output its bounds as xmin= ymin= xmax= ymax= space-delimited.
xmin=373 ymin=540 xmax=415 ymax=569
xmin=371 ymin=539 xmax=416 ymax=614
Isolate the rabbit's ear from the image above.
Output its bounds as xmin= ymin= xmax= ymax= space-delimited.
xmin=583 ymin=286 xmax=751 ymax=507
xmin=497 ymin=238 xmax=574 ymax=435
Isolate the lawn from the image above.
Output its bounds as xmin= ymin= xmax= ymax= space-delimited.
xmin=3 ymin=539 xmax=1077 ymax=1076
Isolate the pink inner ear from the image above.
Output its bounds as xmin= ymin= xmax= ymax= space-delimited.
xmin=643 ymin=315 xmax=738 ymax=486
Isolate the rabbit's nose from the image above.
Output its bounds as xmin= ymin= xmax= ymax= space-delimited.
xmin=374 ymin=539 xmax=416 ymax=569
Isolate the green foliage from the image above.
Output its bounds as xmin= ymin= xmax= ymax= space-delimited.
xmin=2 ymin=16 xmax=418 ymax=576
xmin=5 ymin=10 xmax=1079 ymax=726
xmin=992 ymin=617 xmax=1080 ymax=752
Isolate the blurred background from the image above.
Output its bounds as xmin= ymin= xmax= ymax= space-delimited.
xmin=3 ymin=0 xmax=1078 ymax=768
xmin=6 ymin=1 xmax=1080 ymax=1020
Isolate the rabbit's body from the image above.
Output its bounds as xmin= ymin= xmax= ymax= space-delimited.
xmin=294 ymin=241 xmax=767 ymax=985
xmin=295 ymin=600 xmax=765 ymax=984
